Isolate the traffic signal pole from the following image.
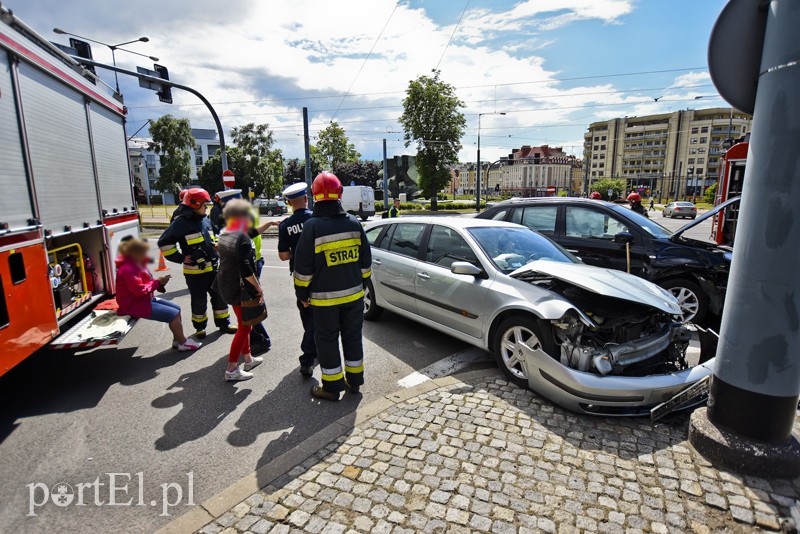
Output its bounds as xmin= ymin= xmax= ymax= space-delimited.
xmin=70 ymin=57 xmax=229 ymax=174
xmin=689 ymin=0 xmax=800 ymax=477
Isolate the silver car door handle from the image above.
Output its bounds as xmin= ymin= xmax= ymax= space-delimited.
xmin=566 ymin=249 xmax=580 ymax=254
xmin=418 ymin=272 xmax=430 ymax=280
xmin=373 ymin=259 xmax=382 ymax=265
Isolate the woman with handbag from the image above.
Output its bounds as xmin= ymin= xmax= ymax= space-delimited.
xmin=213 ymin=199 xmax=270 ymax=381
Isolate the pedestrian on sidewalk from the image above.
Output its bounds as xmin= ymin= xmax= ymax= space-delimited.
xmin=213 ymin=199 xmax=272 ymax=381
xmin=649 ymin=198 xmax=655 ymax=211
xmin=293 ymin=172 xmax=372 ymax=400
xmin=277 ymin=182 xmax=316 ymax=377
xmin=157 ymin=188 xmax=238 ymax=338
xmin=115 ymin=237 xmax=201 ymax=352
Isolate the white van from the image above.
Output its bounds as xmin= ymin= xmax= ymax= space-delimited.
xmin=341 ymin=186 xmax=376 ymax=221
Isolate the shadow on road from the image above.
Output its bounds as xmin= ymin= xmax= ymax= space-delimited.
xmin=151 ymin=354 xmax=253 ymax=451
xmin=0 ymin=345 xmax=194 ymax=444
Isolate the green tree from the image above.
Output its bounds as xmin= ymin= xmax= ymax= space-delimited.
xmin=591 ymin=178 xmax=627 ymax=200
xmin=704 ymin=182 xmax=718 ymax=204
xmin=231 ymin=123 xmax=284 ymax=198
xmin=333 ymin=161 xmax=381 ymax=188
xmin=198 ymin=147 xmax=248 ymax=197
xmin=399 ymin=70 xmax=466 ymax=210
xmin=316 ymin=121 xmax=361 ymax=168
xmin=148 ymin=115 xmax=194 ymax=195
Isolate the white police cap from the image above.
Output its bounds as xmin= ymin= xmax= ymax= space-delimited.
xmin=216 ymin=189 xmax=242 ymax=203
xmin=283 ymin=182 xmax=308 ymax=200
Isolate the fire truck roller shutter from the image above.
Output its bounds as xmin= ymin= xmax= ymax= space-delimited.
xmin=0 ymin=52 xmax=34 ymax=230
xmin=90 ymin=104 xmax=134 ymax=215
xmin=17 ymin=62 xmax=100 ymax=234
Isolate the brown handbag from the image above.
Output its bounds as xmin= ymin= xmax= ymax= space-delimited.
xmin=240 ymin=296 xmax=267 ymax=326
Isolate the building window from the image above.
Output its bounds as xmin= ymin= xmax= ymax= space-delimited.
xmin=592 ymin=171 xmax=597 ymax=176
xmin=593 ymin=145 xmax=599 ymax=151
xmin=688 ymin=158 xmax=695 ymax=164
xmin=698 ymin=147 xmax=706 ymax=154
xmin=690 ymin=138 xmax=698 ymax=144
xmin=599 ymin=154 xmax=605 ymax=159
xmin=689 ymin=148 xmax=697 ymax=154
xmin=701 ymin=126 xmax=709 ymax=133
xmin=145 ymin=154 xmax=156 ymax=165
xmin=696 ymin=168 xmax=704 ymax=176
xmin=691 ymin=127 xmax=699 ymax=134
xmin=599 ymin=163 xmax=604 ymax=168
xmin=601 ymin=136 xmax=607 ymax=141
xmin=697 ymin=158 xmax=705 ymax=164
xmin=700 ymin=137 xmax=708 ymax=143
xmin=600 ymin=145 xmax=606 ymax=150
xmin=592 ymin=163 xmax=597 ymax=168
xmin=594 ymin=136 xmax=600 ymax=142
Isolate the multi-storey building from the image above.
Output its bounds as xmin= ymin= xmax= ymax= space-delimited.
xmin=127 ymin=128 xmax=222 ymax=204
xmin=583 ymin=108 xmax=752 ymax=197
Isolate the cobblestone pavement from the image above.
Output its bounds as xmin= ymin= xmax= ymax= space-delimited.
xmin=197 ymin=377 xmax=799 ymax=534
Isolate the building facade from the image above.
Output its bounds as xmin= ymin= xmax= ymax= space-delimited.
xmin=583 ymin=107 xmax=752 ymax=197
xmin=127 ymin=128 xmax=221 ymax=204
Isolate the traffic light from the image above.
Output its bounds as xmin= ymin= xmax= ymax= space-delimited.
xmin=154 ymin=64 xmax=172 ymax=104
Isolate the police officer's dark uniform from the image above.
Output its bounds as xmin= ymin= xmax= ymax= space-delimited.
xmin=278 ymin=182 xmax=316 ymax=374
xmin=158 ymin=188 xmax=236 ymax=337
xmin=293 ymin=173 xmax=372 ymax=400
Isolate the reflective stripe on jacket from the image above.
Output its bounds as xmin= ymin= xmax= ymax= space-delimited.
xmin=157 ymin=204 xmax=219 ymax=275
xmin=293 ymin=202 xmax=372 ymax=306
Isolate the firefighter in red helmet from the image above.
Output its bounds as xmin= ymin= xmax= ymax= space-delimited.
xmin=158 ymin=188 xmax=237 ymax=338
xmin=627 ymin=192 xmax=649 ymax=218
xmin=589 ymin=191 xmax=602 ymax=200
xmin=292 ymin=172 xmax=372 ymax=401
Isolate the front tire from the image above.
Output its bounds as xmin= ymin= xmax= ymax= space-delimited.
xmin=363 ymin=279 xmax=383 ymax=321
xmin=492 ymin=315 xmax=556 ymax=387
xmin=361 ymin=214 xmax=370 ymax=222
xmin=659 ymin=278 xmax=708 ymax=323
xmin=267 ymin=209 xmax=274 ymax=216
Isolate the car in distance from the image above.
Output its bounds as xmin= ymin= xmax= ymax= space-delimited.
xmin=363 ymin=217 xmax=713 ymax=416
xmin=477 ymin=197 xmax=737 ymax=324
xmin=254 ymin=198 xmax=288 ymax=216
xmin=663 ymin=201 xmax=698 ymax=219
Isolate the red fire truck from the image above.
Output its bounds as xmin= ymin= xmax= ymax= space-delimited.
xmin=0 ymin=8 xmax=139 ymax=377
xmin=711 ymin=139 xmax=748 ymax=246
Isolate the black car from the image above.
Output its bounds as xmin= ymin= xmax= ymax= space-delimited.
xmin=253 ymin=198 xmax=288 ymax=216
xmin=478 ymin=197 xmax=737 ymax=324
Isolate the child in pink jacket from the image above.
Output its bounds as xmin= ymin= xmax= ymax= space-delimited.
xmin=116 ymin=237 xmax=200 ymax=351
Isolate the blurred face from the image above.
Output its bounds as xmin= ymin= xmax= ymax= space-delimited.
xmin=394 ymin=199 xmax=400 ymax=208
xmin=195 ymin=203 xmax=208 ymax=215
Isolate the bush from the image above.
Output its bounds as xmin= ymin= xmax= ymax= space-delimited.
xmin=704 ymin=182 xmax=718 ymax=204
xmin=557 ymin=190 xmax=568 ymax=197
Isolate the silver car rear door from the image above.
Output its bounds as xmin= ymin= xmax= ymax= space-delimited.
xmin=374 ymin=222 xmax=426 ymax=313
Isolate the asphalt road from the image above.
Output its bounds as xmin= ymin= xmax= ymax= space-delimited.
xmin=0 ymin=232 xmax=488 ymax=534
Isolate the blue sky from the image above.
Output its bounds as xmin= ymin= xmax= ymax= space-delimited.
xmin=14 ymin=0 xmax=729 ymax=161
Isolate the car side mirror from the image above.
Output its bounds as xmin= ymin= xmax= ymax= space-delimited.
xmin=451 ymin=261 xmax=483 ymax=277
xmin=613 ymin=231 xmax=634 ymax=244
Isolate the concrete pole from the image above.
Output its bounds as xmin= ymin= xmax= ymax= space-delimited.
xmin=382 ymin=138 xmax=389 ymax=211
xmin=476 ymin=114 xmax=482 ymax=212
xmin=690 ymin=0 xmax=800 ymax=477
xmin=303 ymin=107 xmax=313 ymax=209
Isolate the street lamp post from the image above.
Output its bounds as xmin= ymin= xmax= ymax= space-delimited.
xmin=476 ymin=111 xmax=505 ymax=212
xmin=53 ymin=28 xmax=158 ymax=95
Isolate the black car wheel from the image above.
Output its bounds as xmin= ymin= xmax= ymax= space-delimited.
xmin=493 ymin=315 xmax=557 ymax=387
xmin=659 ymin=278 xmax=708 ymax=323
xmin=363 ymin=279 xmax=383 ymax=321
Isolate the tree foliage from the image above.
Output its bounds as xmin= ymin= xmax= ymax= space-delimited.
xmin=231 ymin=123 xmax=284 ymax=198
xmin=148 ymin=114 xmax=194 ymax=195
xmin=704 ymin=182 xmax=718 ymax=204
xmin=333 ymin=161 xmax=381 ymax=188
xmin=316 ymin=121 xmax=361 ymax=169
xmin=399 ymin=70 xmax=465 ymax=210
xmin=591 ymin=178 xmax=627 ymax=200
xmin=198 ymin=147 xmax=248 ymax=197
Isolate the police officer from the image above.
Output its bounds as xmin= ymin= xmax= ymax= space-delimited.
xmin=386 ymin=198 xmax=401 ymax=218
xmin=278 ymin=182 xmax=316 ymax=376
xmin=293 ymin=172 xmax=372 ymax=400
xmin=158 ymin=188 xmax=237 ymax=338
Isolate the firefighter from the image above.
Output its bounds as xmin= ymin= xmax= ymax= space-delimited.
xmin=158 ymin=188 xmax=237 ymax=338
xmin=277 ymin=182 xmax=316 ymax=376
xmin=293 ymin=172 xmax=371 ymax=400
xmin=627 ymin=192 xmax=649 ymax=218
xmin=589 ymin=191 xmax=602 ymax=200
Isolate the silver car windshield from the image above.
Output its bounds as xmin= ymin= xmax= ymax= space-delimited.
xmin=469 ymin=227 xmax=578 ymax=273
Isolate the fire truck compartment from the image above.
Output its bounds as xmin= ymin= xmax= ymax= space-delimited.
xmin=49 ymin=309 xmax=138 ymax=350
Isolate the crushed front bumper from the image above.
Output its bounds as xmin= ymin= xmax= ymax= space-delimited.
xmin=522 ymin=346 xmax=715 ymax=416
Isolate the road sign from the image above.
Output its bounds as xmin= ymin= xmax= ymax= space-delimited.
xmin=248 ymin=191 xmax=255 ymax=199
xmin=136 ymin=65 xmax=172 ymax=104
xmin=222 ymin=169 xmax=235 ymax=188
xmin=708 ymin=0 xmax=768 ymax=115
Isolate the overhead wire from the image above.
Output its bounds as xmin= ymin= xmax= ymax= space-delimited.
xmin=435 ymin=0 xmax=470 ymax=70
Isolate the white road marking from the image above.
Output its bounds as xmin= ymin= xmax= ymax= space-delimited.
xmin=397 ymin=347 xmax=491 ymax=388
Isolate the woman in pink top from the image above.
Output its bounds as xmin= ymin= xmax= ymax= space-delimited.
xmin=115 ymin=237 xmax=200 ymax=351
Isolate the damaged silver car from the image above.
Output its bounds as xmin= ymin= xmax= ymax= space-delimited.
xmin=364 ymin=217 xmax=714 ymax=416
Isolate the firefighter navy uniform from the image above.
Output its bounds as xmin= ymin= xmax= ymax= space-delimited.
xmin=278 ymin=182 xmax=315 ymax=369
xmin=157 ymin=203 xmax=232 ymax=334
xmin=293 ymin=178 xmax=372 ymax=395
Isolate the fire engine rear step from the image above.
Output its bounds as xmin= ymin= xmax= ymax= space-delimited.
xmin=50 ymin=309 xmax=138 ymax=350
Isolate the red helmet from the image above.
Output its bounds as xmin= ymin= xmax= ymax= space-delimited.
xmin=627 ymin=192 xmax=642 ymax=203
xmin=178 ymin=189 xmax=188 ymax=202
xmin=183 ymin=187 xmax=211 ymax=209
xmin=312 ymin=172 xmax=343 ymax=202
xmin=589 ymin=191 xmax=602 ymax=199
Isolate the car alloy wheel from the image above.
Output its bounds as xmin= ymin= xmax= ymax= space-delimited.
xmin=267 ymin=210 xmax=274 ymax=216
xmin=499 ymin=325 xmax=542 ymax=381
xmin=669 ymin=286 xmax=700 ymax=322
